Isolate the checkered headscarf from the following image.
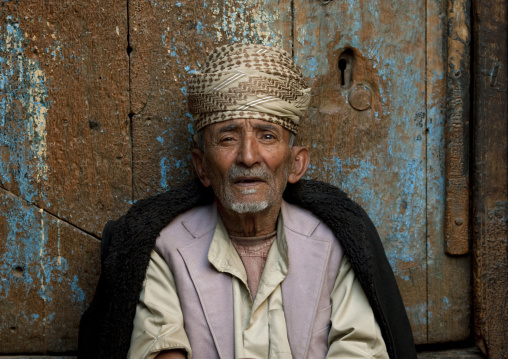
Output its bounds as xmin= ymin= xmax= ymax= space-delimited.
xmin=188 ymin=43 xmax=311 ymax=134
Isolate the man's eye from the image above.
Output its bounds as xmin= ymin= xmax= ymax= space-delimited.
xmin=220 ymin=136 xmax=235 ymax=142
xmin=262 ymin=134 xmax=276 ymax=140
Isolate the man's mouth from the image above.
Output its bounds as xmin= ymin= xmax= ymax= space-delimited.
xmin=233 ymin=177 xmax=265 ymax=186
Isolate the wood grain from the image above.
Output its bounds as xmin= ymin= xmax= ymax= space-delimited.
xmin=0 ymin=0 xmax=132 ymax=237
xmin=0 ymin=0 xmax=128 ymax=353
xmin=472 ymin=0 xmax=508 ymax=357
xmin=0 ymin=188 xmax=100 ymax=353
xmin=426 ymin=0 xmax=471 ymax=343
xmin=418 ymin=346 xmax=485 ymax=358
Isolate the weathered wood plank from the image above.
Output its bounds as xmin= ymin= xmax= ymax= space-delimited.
xmin=426 ymin=0 xmax=471 ymax=343
xmin=129 ymin=0 xmax=292 ymax=199
xmin=0 ymin=188 xmax=100 ymax=353
xmin=293 ymin=0 xmax=428 ymax=343
xmin=0 ymin=0 xmax=131 ymax=236
xmin=472 ymin=0 xmax=508 ymax=357
xmin=444 ymin=0 xmax=471 ymax=256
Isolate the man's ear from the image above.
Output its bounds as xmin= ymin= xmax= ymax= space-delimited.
xmin=288 ymin=146 xmax=310 ymax=183
xmin=191 ymin=148 xmax=211 ymax=187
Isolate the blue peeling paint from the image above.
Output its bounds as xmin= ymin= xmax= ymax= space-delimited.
xmin=160 ymin=157 xmax=168 ymax=189
xmin=196 ymin=21 xmax=204 ymax=34
xmin=70 ymin=275 xmax=85 ymax=304
xmin=442 ymin=296 xmax=450 ymax=309
xmin=0 ymin=19 xmax=49 ymax=205
xmin=0 ymin=193 xmax=68 ymax=303
xmin=321 ymin=149 xmax=425 ymax=269
xmin=406 ymin=303 xmax=427 ymax=327
xmin=305 ymin=57 xmax=318 ymax=79
xmin=155 ymin=111 xmax=196 ymax=191
xmin=46 ymin=312 xmax=55 ymax=322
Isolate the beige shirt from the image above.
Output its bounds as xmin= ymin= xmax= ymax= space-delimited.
xmin=128 ymin=214 xmax=388 ymax=359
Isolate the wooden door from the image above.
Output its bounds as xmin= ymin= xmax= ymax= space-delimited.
xmin=0 ymin=0 xmax=473 ymax=354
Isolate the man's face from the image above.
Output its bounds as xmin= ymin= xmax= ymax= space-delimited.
xmin=195 ymin=118 xmax=295 ymax=214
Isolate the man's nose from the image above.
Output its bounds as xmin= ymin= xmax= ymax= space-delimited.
xmin=236 ymin=136 xmax=260 ymax=167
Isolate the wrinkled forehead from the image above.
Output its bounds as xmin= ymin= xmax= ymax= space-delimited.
xmin=202 ymin=118 xmax=288 ymax=139
xmin=206 ymin=118 xmax=285 ymax=132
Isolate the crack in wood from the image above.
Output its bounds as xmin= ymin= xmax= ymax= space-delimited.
xmin=0 ymin=186 xmax=100 ymax=241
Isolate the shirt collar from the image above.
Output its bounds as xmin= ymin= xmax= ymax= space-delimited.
xmin=207 ymin=205 xmax=290 ymax=281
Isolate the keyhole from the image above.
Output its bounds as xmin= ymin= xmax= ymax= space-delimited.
xmin=338 ymin=49 xmax=354 ymax=89
xmin=338 ymin=59 xmax=347 ymax=86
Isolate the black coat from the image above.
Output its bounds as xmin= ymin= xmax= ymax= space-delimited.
xmin=78 ymin=179 xmax=417 ymax=358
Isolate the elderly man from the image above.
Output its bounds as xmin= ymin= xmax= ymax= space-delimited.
xmin=78 ymin=44 xmax=416 ymax=359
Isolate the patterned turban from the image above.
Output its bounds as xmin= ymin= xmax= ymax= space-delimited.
xmin=188 ymin=43 xmax=311 ymax=134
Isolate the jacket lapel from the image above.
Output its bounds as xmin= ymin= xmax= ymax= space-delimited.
xmin=177 ymin=205 xmax=235 ymax=359
xmin=281 ymin=201 xmax=332 ymax=359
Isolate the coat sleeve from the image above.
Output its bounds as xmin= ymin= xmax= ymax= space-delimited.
xmin=326 ymin=256 xmax=389 ymax=358
xmin=127 ymin=251 xmax=192 ymax=359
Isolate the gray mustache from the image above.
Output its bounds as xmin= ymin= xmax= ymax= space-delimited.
xmin=227 ymin=165 xmax=270 ymax=181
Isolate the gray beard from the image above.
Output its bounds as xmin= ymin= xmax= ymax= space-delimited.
xmin=219 ymin=171 xmax=274 ymax=213
xmin=230 ymin=201 xmax=270 ymax=213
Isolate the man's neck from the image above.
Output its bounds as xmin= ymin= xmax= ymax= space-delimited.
xmin=216 ymin=199 xmax=282 ymax=237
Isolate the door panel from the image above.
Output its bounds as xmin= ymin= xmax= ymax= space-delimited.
xmin=291 ymin=0 xmax=470 ymax=344
xmin=0 ymin=0 xmax=132 ymax=236
xmin=426 ymin=0 xmax=471 ymax=342
xmin=0 ymin=188 xmax=100 ymax=352
xmin=293 ymin=0 xmax=429 ymax=342
xmin=0 ymin=0 xmax=128 ymax=352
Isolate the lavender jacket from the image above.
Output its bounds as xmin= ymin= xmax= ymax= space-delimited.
xmin=78 ymin=179 xmax=417 ymax=359
xmin=154 ymin=201 xmax=343 ymax=358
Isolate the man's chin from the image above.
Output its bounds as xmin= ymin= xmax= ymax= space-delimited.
xmin=229 ymin=201 xmax=269 ymax=214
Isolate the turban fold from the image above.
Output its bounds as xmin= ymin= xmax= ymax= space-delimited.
xmin=188 ymin=43 xmax=311 ymax=134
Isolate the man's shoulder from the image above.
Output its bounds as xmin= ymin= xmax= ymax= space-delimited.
xmin=283 ymin=179 xmax=375 ymax=266
xmin=156 ymin=203 xmax=217 ymax=252
xmin=100 ymin=180 xmax=214 ymax=264
xmin=283 ymin=179 xmax=367 ymax=227
xmin=282 ymin=200 xmax=330 ymax=239
xmin=107 ymin=180 xmax=213 ymax=232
